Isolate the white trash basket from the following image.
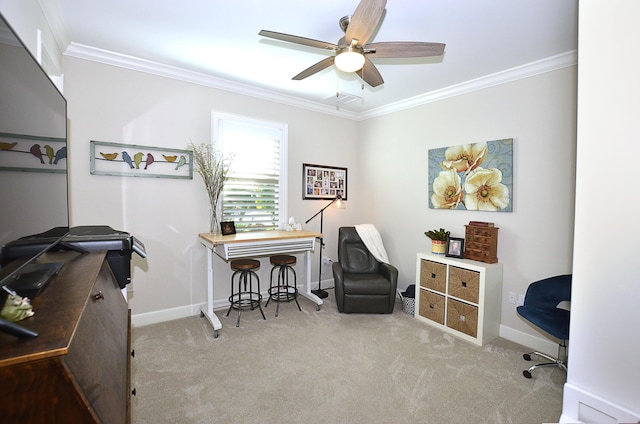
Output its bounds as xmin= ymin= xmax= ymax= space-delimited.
xmin=397 ymin=289 xmax=415 ymax=315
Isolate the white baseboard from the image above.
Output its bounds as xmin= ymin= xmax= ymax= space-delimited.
xmin=560 ymin=383 xmax=640 ymax=423
xmin=132 ymin=303 xmax=205 ymax=327
xmin=499 ymin=324 xmax=559 ymax=357
xmin=130 ymin=281 xmax=329 ymax=327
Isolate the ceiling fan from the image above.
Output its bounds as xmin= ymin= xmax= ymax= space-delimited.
xmin=258 ymin=0 xmax=445 ymax=88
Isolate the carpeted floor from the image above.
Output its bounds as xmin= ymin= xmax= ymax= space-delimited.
xmin=131 ymin=291 xmax=565 ymax=423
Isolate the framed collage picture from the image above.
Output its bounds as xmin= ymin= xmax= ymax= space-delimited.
xmin=303 ymin=163 xmax=347 ymax=200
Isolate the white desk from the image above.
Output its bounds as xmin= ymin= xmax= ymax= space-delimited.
xmin=199 ymin=230 xmax=323 ymax=337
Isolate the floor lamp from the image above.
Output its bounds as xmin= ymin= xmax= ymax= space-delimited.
xmin=305 ymin=194 xmax=345 ymax=299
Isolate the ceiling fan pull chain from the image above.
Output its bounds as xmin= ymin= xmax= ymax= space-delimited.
xmin=335 ymin=69 xmax=340 ymax=110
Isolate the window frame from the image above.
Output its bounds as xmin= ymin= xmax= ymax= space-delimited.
xmin=211 ymin=112 xmax=288 ymax=232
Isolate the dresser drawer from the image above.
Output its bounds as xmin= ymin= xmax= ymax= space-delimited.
xmin=420 ymin=260 xmax=446 ymax=293
xmin=418 ymin=289 xmax=445 ymax=325
xmin=446 ymin=298 xmax=478 ymax=338
xmin=64 ymin=262 xmax=129 ymax=424
xmin=471 ymin=235 xmax=491 ymax=244
xmin=448 ymin=266 xmax=480 ymax=303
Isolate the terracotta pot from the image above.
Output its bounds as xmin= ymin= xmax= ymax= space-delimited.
xmin=431 ymin=240 xmax=446 ymax=254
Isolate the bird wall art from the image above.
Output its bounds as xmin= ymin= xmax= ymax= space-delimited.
xmin=90 ymin=140 xmax=193 ymax=180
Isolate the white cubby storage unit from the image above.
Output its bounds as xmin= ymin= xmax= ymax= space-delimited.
xmin=415 ymin=252 xmax=503 ymax=346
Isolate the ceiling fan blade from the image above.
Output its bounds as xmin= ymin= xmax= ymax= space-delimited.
xmin=292 ymin=56 xmax=336 ymax=80
xmin=345 ymin=0 xmax=387 ymax=46
xmin=365 ymin=42 xmax=446 ymax=58
xmin=259 ymin=30 xmax=338 ymax=51
xmin=360 ymin=56 xmax=384 ymax=87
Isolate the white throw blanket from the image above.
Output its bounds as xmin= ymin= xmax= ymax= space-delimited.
xmin=354 ymin=224 xmax=390 ymax=264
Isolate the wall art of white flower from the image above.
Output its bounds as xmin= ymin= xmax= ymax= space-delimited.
xmin=428 ymin=139 xmax=513 ymax=212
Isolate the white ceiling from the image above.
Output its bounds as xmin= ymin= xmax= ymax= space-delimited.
xmin=52 ymin=0 xmax=578 ymax=115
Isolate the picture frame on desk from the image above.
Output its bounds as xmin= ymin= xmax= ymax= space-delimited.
xmin=445 ymin=237 xmax=465 ymax=258
xmin=220 ymin=221 xmax=236 ymax=235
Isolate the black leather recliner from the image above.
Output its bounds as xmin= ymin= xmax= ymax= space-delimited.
xmin=332 ymin=227 xmax=398 ymax=314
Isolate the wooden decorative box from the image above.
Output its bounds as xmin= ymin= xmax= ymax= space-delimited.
xmin=464 ymin=222 xmax=499 ymax=264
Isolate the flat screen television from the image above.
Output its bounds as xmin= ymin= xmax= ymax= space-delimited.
xmin=0 ymin=12 xmax=70 ymax=291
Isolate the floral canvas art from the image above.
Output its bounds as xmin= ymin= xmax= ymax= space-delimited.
xmin=428 ymin=138 xmax=513 ymax=212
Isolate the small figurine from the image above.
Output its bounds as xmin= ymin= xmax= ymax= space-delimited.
xmin=1 ymin=294 xmax=35 ymax=322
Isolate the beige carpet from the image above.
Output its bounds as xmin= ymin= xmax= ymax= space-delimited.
xmin=131 ymin=291 xmax=564 ymax=423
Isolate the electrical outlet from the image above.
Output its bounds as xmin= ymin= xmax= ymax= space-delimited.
xmin=508 ymin=292 xmax=516 ymax=305
xmin=517 ymin=294 xmax=525 ymax=307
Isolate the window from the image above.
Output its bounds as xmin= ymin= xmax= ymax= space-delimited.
xmin=212 ymin=113 xmax=287 ymax=232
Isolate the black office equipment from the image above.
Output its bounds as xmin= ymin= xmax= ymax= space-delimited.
xmin=4 ymin=262 xmax=65 ymax=298
xmin=1 ymin=226 xmax=146 ymax=290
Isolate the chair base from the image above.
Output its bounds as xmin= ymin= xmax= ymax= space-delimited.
xmin=522 ymin=341 xmax=568 ymax=378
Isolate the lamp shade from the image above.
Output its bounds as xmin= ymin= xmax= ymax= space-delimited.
xmin=332 ymin=194 xmax=346 ymax=209
xmin=335 ymin=47 xmax=365 ymax=73
xmin=332 ymin=198 xmax=346 ymax=209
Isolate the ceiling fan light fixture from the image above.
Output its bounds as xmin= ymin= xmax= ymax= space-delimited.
xmin=335 ymin=47 xmax=365 ymax=73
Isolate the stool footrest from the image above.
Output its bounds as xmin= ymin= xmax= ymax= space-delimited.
xmin=229 ymin=292 xmax=263 ymax=310
xmin=268 ymin=286 xmax=298 ymax=303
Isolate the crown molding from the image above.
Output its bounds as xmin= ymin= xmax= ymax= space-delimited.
xmin=63 ymin=43 xmax=360 ymax=120
xmin=64 ymin=43 xmax=576 ymax=121
xmin=358 ymin=50 xmax=578 ymax=120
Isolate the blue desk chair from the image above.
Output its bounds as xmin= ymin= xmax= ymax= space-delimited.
xmin=516 ymin=274 xmax=572 ymax=378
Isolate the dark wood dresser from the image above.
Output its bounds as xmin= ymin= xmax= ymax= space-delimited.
xmin=0 ymin=251 xmax=131 ymax=423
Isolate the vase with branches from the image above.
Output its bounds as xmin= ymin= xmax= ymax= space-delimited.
xmin=190 ymin=142 xmax=231 ymax=234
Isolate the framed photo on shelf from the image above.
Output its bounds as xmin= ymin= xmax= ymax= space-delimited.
xmin=220 ymin=221 xmax=236 ymax=236
xmin=302 ymin=163 xmax=347 ymax=200
xmin=445 ymin=237 xmax=465 ymax=258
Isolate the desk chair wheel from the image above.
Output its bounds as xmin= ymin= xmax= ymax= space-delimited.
xmin=523 ymin=370 xmax=532 ymax=379
xmin=523 ymin=353 xmax=532 ymax=361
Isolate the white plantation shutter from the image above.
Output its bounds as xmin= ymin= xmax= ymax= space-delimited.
xmin=213 ymin=113 xmax=287 ymax=232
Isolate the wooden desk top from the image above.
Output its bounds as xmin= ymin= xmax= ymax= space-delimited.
xmin=198 ymin=230 xmax=322 ymax=246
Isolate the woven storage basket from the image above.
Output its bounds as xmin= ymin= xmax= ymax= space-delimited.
xmin=449 ymin=266 xmax=480 ymax=304
xmin=420 ymin=259 xmax=446 ymax=293
xmin=397 ymin=289 xmax=415 ymax=315
xmin=446 ymin=298 xmax=478 ymax=338
xmin=418 ymin=290 xmax=446 ymax=325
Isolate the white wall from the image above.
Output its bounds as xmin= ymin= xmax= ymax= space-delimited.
xmin=560 ymin=1 xmax=640 ymax=422
xmin=61 ymin=56 xmax=362 ymax=322
xmin=358 ymin=68 xmax=577 ymax=351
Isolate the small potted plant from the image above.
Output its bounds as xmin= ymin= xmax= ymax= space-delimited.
xmin=425 ymin=228 xmax=450 ymax=254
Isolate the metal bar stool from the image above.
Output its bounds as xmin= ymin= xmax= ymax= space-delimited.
xmin=226 ymin=259 xmax=266 ymax=327
xmin=265 ymin=255 xmax=301 ymax=317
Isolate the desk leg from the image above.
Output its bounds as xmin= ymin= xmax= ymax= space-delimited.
xmin=200 ymin=246 xmax=221 ymax=338
xmin=298 ymin=250 xmax=323 ymax=311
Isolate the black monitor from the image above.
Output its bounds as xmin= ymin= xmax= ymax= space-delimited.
xmin=0 ymin=12 xmax=69 ymax=290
